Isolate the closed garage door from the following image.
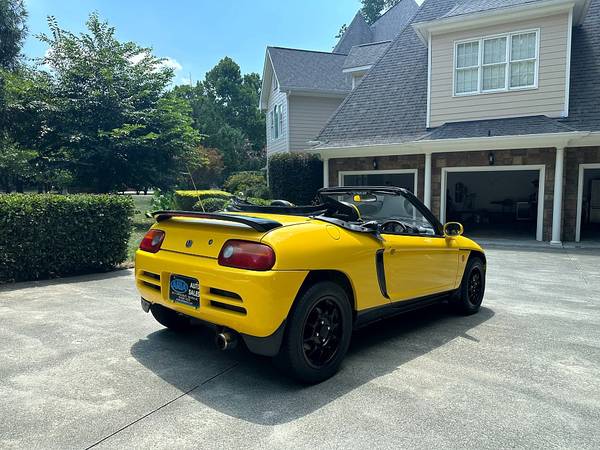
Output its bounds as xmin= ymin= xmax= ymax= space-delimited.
xmin=442 ymin=167 xmax=544 ymax=241
xmin=340 ymin=170 xmax=417 ymax=194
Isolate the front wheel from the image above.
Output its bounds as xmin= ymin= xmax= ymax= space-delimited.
xmin=275 ymin=281 xmax=353 ymax=384
xmin=452 ymin=257 xmax=486 ymax=315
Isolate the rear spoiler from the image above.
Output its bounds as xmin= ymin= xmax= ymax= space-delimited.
xmin=150 ymin=211 xmax=282 ymax=232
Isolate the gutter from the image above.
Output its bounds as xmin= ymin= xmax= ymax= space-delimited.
xmin=308 ymin=131 xmax=595 ymax=159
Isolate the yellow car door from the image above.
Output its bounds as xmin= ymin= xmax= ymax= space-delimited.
xmin=381 ymin=233 xmax=460 ymax=302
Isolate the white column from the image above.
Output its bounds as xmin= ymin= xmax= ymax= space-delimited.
xmin=424 ymin=153 xmax=432 ymax=208
xmin=551 ymin=146 xmax=565 ymax=245
xmin=323 ymin=158 xmax=329 ymax=188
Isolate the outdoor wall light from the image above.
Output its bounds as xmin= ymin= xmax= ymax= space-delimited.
xmin=372 ymin=158 xmax=378 ymax=170
xmin=488 ymin=152 xmax=495 ymax=166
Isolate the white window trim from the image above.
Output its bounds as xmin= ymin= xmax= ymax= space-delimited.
xmin=270 ymin=104 xmax=284 ymax=142
xmin=453 ymin=28 xmax=540 ymax=97
xmin=339 ymin=169 xmax=419 ymax=197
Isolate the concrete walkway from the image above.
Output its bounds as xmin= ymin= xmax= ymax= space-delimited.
xmin=1 ymin=247 xmax=599 ymax=449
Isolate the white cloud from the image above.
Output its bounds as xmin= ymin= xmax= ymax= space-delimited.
xmin=160 ymin=56 xmax=183 ymax=72
xmin=129 ymin=52 xmax=183 ymax=74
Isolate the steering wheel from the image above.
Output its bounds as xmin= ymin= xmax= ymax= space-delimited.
xmin=380 ymin=220 xmax=410 ymax=234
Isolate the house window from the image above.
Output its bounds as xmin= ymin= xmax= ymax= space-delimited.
xmin=272 ymin=76 xmax=277 ymax=91
xmin=454 ymin=30 xmax=538 ymax=95
xmin=270 ymin=105 xmax=282 ymax=140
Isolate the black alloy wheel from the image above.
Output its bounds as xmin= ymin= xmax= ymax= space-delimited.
xmin=302 ymin=297 xmax=343 ymax=368
xmin=452 ymin=257 xmax=486 ymax=315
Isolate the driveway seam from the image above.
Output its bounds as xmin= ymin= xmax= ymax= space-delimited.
xmin=85 ymin=363 xmax=239 ymax=449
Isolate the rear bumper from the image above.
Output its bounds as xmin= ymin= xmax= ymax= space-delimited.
xmin=135 ymin=249 xmax=307 ymax=338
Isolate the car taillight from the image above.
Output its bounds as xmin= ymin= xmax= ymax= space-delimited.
xmin=218 ymin=240 xmax=275 ymax=271
xmin=139 ymin=229 xmax=165 ymax=253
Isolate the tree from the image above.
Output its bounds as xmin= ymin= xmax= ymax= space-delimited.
xmin=37 ymin=13 xmax=200 ymax=192
xmin=171 ymin=57 xmax=266 ymax=179
xmin=336 ymin=0 xmax=402 ymax=35
xmin=0 ymin=0 xmax=27 ymax=69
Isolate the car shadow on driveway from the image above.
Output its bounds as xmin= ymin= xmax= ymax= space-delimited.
xmin=130 ymin=304 xmax=494 ymax=425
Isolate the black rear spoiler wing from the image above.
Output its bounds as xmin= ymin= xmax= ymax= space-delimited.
xmin=149 ymin=211 xmax=282 ymax=232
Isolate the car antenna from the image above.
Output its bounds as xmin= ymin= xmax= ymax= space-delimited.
xmin=185 ymin=162 xmax=205 ymax=212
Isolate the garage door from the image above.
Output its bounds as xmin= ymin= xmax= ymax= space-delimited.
xmin=443 ymin=168 xmax=544 ymax=241
xmin=340 ymin=170 xmax=416 ymax=193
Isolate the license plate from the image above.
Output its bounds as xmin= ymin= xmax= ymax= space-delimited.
xmin=169 ymin=275 xmax=200 ymax=308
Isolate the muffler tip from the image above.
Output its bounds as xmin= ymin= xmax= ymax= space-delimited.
xmin=216 ymin=332 xmax=237 ymax=351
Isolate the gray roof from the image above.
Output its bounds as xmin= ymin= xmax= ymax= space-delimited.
xmin=441 ymin=0 xmax=544 ymax=19
xmin=342 ymin=41 xmax=391 ymax=71
xmin=421 ymin=116 xmax=575 ymax=140
xmin=563 ymin=0 xmax=600 ymax=131
xmin=268 ymin=47 xmax=352 ymax=94
xmin=317 ymin=0 xmax=460 ymax=148
xmin=372 ymin=0 xmax=420 ymax=41
xmin=333 ymin=0 xmax=419 ymax=54
xmin=333 ymin=13 xmax=373 ymax=54
xmin=316 ymin=0 xmax=600 ymax=149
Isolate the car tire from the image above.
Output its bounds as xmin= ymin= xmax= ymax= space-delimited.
xmin=150 ymin=304 xmax=191 ymax=332
xmin=275 ymin=281 xmax=353 ymax=384
xmin=452 ymin=256 xmax=486 ymax=315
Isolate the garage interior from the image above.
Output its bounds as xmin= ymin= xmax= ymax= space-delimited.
xmin=343 ymin=172 xmax=415 ymax=193
xmin=445 ymin=170 xmax=540 ymax=240
xmin=580 ymin=168 xmax=600 ymax=241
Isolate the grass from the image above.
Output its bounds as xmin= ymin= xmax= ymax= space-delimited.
xmin=126 ymin=194 xmax=154 ymax=264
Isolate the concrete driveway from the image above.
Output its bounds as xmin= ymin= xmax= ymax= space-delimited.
xmin=1 ymin=247 xmax=599 ymax=449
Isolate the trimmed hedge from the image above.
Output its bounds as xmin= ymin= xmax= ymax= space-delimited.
xmin=269 ymin=153 xmax=323 ymax=204
xmin=0 ymin=194 xmax=134 ymax=283
xmin=173 ymin=190 xmax=232 ymax=211
xmin=194 ymin=197 xmax=230 ymax=212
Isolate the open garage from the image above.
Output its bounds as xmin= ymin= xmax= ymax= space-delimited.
xmin=577 ymin=165 xmax=600 ymax=242
xmin=441 ymin=166 xmax=545 ymax=241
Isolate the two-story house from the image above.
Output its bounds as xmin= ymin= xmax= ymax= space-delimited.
xmin=259 ymin=0 xmax=419 ymax=155
xmin=313 ymin=0 xmax=600 ymax=244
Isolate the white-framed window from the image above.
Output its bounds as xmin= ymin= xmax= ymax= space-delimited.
xmin=271 ymin=75 xmax=277 ymax=91
xmin=270 ymin=105 xmax=282 ymax=140
xmin=454 ymin=30 xmax=539 ymax=96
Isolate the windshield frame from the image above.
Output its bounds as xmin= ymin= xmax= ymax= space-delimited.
xmin=318 ymin=186 xmax=444 ymax=237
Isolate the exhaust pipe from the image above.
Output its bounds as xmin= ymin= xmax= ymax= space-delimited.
xmin=215 ymin=331 xmax=238 ymax=351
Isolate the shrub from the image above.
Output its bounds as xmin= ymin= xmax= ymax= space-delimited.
xmin=150 ymin=189 xmax=176 ymax=211
xmin=268 ymin=153 xmax=323 ymax=204
xmin=194 ymin=197 xmax=231 ymax=212
xmin=173 ymin=190 xmax=232 ymax=211
xmin=0 ymin=194 xmax=134 ymax=283
xmin=223 ymin=171 xmax=269 ymax=199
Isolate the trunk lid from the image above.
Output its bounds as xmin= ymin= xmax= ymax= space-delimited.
xmin=155 ymin=213 xmax=311 ymax=259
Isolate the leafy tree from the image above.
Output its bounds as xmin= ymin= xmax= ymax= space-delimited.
xmin=186 ymin=146 xmax=224 ymax=189
xmin=37 ymin=13 xmax=200 ymax=192
xmin=0 ymin=0 xmax=27 ymax=69
xmin=171 ymin=57 xmax=266 ymax=178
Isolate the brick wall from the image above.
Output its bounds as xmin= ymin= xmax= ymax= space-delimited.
xmin=328 ymin=155 xmax=426 ymax=201
xmin=564 ymin=146 xmax=600 ymax=241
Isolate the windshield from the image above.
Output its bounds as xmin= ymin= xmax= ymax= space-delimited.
xmin=320 ymin=189 xmax=437 ymax=235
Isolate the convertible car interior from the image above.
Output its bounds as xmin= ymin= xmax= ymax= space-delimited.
xmin=228 ymin=187 xmax=441 ymax=237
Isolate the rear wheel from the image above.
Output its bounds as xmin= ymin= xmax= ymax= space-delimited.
xmin=275 ymin=281 xmax=352 ymax=384
xmin=452 ymin=257 xmax=486 ymax=315
xmin=150 ymin=304 xmax=191 ymax=332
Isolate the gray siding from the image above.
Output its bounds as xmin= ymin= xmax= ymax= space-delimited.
xmin=429 ymin=12 xmax=570 ymax=127
xmin=266 ymin=87 xmax=289 ymax=154
xmin=288 ymin=95 xmax=344 ymax=151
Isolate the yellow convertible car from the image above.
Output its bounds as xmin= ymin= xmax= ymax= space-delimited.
xmin=135 ymin=187 xmax=486 ymax=383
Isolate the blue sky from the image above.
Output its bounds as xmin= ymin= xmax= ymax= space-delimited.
xmin=23 ymin=0 xmax=363 ymax=85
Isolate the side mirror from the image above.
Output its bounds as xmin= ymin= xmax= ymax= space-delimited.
xmin=443 ymin=222 xmax=464 ymax=238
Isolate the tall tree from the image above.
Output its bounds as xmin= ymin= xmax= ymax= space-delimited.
xmin=337 ymin=0 xmax=402 ymax=36
xmin=171 ymin=57 xmax=265 ymax=180
xmin=37 ymin=13 xmax=200 ymax=192
xmin=0 ymin=0 xmax=27 ymax=69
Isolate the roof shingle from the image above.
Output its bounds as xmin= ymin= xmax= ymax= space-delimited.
xmin=342 ymin=41 xmax=391 ymax=71
xmin=268 ymin=47 xmax=352 ymax=94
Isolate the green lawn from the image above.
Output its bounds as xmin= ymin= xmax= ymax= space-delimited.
xmin=127 ymin=195 xmax=154 ymax=264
